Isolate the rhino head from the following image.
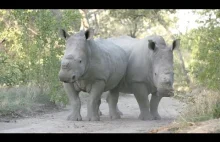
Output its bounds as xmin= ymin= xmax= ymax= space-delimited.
xmin=58 ymin=28 xmax=94 ymax=83
xmin=148 ymin=38 xmax=180 ymax=97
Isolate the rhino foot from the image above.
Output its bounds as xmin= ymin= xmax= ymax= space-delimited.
xmin=110 ymin=112 xmax=121 ymax=120
xmin=86 ymin=115 xmax=100 ymax=121
xmin=67 ymin=113 xmax=82 ymax=121
xmin=151 ymin=113 xmax=161 ymax=120
xmin=138 ymin=112 xmax=153 ymax=120
xmin=98 ymin=110 xmax=102 ymax=116
xmin=117 ymin=108 xmax=123 ymax=116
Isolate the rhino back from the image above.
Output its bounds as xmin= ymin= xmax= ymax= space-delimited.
xmin=107 ymin=36 xmax=139 ymax=57
xmin=87 ymin=39 xmax=128 ymax=91
xmin=124 ymin=39 xmax=151 ymax=83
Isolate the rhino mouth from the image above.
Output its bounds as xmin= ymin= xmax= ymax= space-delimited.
xmin=157 ymin=88 xmax=174 ymax=97
xmin=61 ymin=79 xmax=77 ymax=83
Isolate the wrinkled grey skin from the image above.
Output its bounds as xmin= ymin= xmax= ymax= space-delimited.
xmin=58 ymin=28 xmax=127 ymax=121
xmin=106 ymin=35 xmax=180 ymax=120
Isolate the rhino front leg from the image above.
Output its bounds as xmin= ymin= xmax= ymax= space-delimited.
xmin=63 ymin=83 xmax=82 ymax=121
xmin=150 ymin=92 xmax=162 ymax=120
xmin=131 ymin=83 xmax=153 ymax=120
xmin=86 ymin=81 xmax=105 ymax=121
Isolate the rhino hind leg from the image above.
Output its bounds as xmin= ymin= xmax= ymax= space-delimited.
xmin=116 ymin=105 xmax=123 ymax=116
xmin=106 ymin=90 xmax=122 ymax=120
xmin=98 ymin=99 xmax=102 ymax=116
xmin=98 ymin=110 xmax=102 ymax=116
xmin=106 ymin=92 xmax=123 ymax=116
xmin=131 ymin=83 xmax=153 ymax=120
xmin=150 ymin=93 xmax=162 ymax=120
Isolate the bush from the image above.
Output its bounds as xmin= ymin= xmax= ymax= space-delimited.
xmin=177 ymin=87 xmax=220 ymax=122
xmin=0 ymin=10 xmax=81 ymax=104
xmin=0 ymin=85 xmax=58 ymax=117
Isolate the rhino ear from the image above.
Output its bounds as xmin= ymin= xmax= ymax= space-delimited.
xmin=148 ymin=40 xmax=156 ymax=51
xmin=59 ymin=29 xmax=70 ymax=40
xmin=172 ymin=39 xmax=180 ymax=51
xmin=85 ymin=28 xmax=94 ymax=40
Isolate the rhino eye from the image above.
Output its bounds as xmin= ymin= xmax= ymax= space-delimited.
xmin=79 ymin=60 xmax=82 ymax=63
xmin=155 ymin=73 xmax=157 ymax=76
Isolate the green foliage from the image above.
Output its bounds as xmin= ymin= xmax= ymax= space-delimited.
xmin=185 ymin=28 xmax=220 ymax=90
xmin=0 ymin=9 xmax=81 ymax=104
xmin=174 ymin=10 xmax=220 ymax=124
xmin=175 ymin=10 xmax=220 ymax=91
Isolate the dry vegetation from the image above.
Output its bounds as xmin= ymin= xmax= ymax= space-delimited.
xmin=0 ymin=85 xmax=61 ymax=121
xmin=150 ymin=84 xmax=220 ymax=133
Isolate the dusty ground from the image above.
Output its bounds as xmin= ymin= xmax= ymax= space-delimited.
xmin=150 ymin=118 xmax=220 ymax=133
xmin=0 ymin=94 xmax=185 ymax=133
xmin=179 ymin=119 xmax=220 ymax=133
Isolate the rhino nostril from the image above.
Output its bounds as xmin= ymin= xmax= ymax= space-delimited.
xmin=72 ymin=75 xmax=75 ymax=80
xmin=166 ymin=81 xmax=170 ymax=84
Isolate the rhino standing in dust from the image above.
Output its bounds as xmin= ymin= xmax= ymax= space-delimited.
xmin=106 ymin=35 xmax=180 ymax=120
xmin=58 ymin=28 xmax=128 ymax=121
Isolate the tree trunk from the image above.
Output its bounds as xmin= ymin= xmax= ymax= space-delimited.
xmin=129 ymin=17 xmax=138 ymax=38
xmin=93 ymin=13 xmax=100 ymax=36
xmin=79 ymin=9 xmax=90 ymax=30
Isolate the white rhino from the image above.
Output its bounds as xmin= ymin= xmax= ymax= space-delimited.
xmin=105 ymin=35 xmax=180 ymax=120
xmin=58 ymin=28 xmax=128 ymax=121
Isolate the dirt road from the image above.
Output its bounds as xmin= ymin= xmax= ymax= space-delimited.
xmin=0 ymin=94 xmax=184 ymax=133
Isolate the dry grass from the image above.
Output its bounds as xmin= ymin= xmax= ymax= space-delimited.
xmin=148 ymin=83 xmax=220 ymax=133
xmin=0 ymin=85 xmax=59 ymax=119
xmin=154 ymin=85 xmax=220 ymax=133
xmin=179 ymin=87 xmax=220 ymax=122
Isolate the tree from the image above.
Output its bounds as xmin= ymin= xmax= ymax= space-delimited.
xmin=180 ymin=10 xmax=220 ymax=90
xmin=78 ymin=9 xmax=178 ymax=39
xmin=0 ymin=9 xmax=81 ymax=103
xmin=108 ymin=9 xmax=177 ymax=38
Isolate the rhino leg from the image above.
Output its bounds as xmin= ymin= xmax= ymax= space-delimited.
xmin=116 ymin=105 xmax=123 ymax=116
xmin=98 ymin=99 xmax=102 ymax=116
xmin=131 ymin=83 xmax=153 ymax=120
xmin=106 ymin=90 xmax=122 ymax=120
xmin=63 ymin=83 xmax=82 ymax=121
xmin=150 ymin=93 xmax=162 ymax=120
xmin=86 ymin=81 xmax=105 ymax=121
xmin=106 ymin=92 xmax=123 ymax=116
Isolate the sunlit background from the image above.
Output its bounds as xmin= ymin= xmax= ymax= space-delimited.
xmin=174 ymin=10 xmax=201 ymax=34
